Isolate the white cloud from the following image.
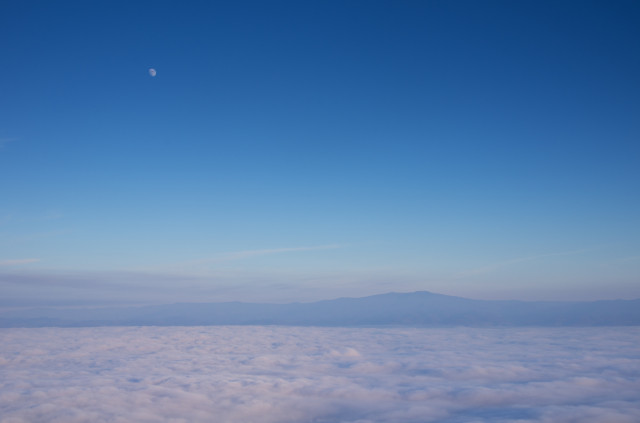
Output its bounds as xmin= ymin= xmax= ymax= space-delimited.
xmin=0 ymin=326 xmax=639 ymax=422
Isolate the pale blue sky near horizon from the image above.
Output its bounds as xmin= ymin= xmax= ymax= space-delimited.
xmin=1 ymin=0 xmax=639 ymax=307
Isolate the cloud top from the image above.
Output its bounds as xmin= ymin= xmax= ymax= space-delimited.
xmin=1 ymin=326 xmax=639 ymax=422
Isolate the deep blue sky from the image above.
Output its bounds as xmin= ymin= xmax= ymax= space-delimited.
xmin=1 ymin=1 xmax=639 ymax=306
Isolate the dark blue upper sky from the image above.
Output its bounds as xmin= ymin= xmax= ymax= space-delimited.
xmin=1 ymin=1 xmax=639 ymax=306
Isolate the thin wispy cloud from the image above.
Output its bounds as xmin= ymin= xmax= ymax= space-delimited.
xmin=181 ymin=244 xmax=345 ymax=266
xmin=605 ymin=254 xmax=640 ymax=264
xmin=0 ymin=258 xmax=40 ymax=267
xmin=0 ymin=137 xmax=17 ymax=149
xmin=11 ymin=229 xmax=70 ymax=243
xmin=0 ymin=265 xmax=399 ymax=307
xmin=41 ymin=211 xmax=64 ymax=221
xmin=0 ymin=211 xmax=62 ymax=229
xmin=454 ymin=248 xmax=597 ymax=278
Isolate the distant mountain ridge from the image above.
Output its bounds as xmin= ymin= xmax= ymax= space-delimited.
xmin=1 ymin=291 xmax=639 ymax=328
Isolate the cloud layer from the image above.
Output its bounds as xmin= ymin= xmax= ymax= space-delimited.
xmin=0 ymin=258 xmax=39 ymax=267
xmin=1 ymin=326 xmax=639 ymax=423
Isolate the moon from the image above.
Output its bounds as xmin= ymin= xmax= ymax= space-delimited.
xmin=149 ymin=68 xmax=157 ymax=77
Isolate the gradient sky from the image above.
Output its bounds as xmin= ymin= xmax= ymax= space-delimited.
xmin=1 ymin=0 xmax=639 ymax=307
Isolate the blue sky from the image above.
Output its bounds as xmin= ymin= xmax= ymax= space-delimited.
xmin=1 ymin=0 xmax=639 ymax=306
